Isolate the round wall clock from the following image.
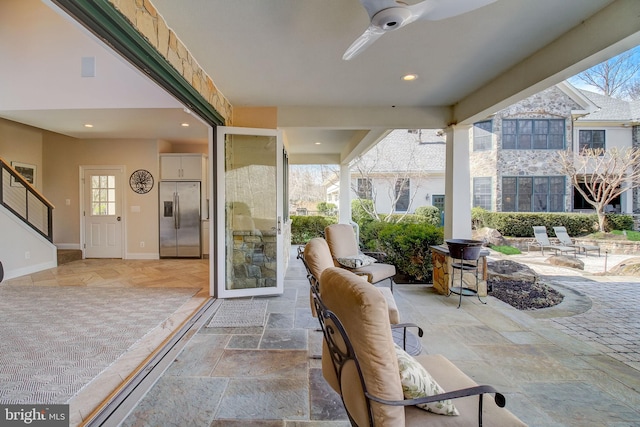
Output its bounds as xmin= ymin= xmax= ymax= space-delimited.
xmin=129 ymin=169 xmax=154 ymax=194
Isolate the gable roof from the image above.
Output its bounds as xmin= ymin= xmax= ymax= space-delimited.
xmin=577 ymin=90 xmax=640 ymax=122
xmin=353 ymin=129 xmax=446 ymax=174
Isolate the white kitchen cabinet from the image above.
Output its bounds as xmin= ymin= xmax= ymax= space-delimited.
xmin=160 ymin=154 xmax=205 ymax=180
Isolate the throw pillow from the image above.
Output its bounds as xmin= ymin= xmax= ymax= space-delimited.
xmin=394 ymin=344 xmax=460 ymax=416
xmin=335 ymin=254 xmax=377 ymax=269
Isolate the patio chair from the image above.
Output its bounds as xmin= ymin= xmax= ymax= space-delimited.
xmin=316 ymin=267 xmax=526 ymax=426
xmin=324 ymin=223 xmax=396 ymax=291
xmin=552 ymin=226 xmax=600 ymax=257
xmin=298 ymin=238 xmax=423 ymax=355
xmin=529 ymin=226 xmax=577 ymax=256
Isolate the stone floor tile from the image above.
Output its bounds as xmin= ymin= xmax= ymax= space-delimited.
xmin=260 ymin=329 xmax=308 ymax=350
xmin=215 ymin=378 xmax=308 ymax=420
xmin=308 ymin=368 xmax=347 ymax=421
xmin=121 ymin=376 xmax=228 ymax=427
xmin=211 ymin=349 xmax=308 ymax=379
xmin=267 ymin=312 xmax=295 ymax=329
xmin=165 ymin=334 xmax=229 ymax=377
xmin=226 ymin=334 xmax=262 ymax=349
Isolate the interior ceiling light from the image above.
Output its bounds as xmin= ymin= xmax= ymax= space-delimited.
xmin=181 ymin=123 xmax=190 ymax=127
xmin=402 ymin=74 xmax=418 ymax=81
xmin=315 ymin=142 xmax=322 ymax=145
xmin=84 ymin=124 xmax=93 ymax=128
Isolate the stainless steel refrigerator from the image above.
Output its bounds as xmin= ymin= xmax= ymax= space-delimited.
xmin=159 ymin=181 xmax=201 ymax=258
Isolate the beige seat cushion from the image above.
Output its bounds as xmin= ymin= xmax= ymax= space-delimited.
xmin=303 ymin=238 xmax=336 ymax=317
xmin=378 ymin=287 xmax=400 ymax=324
xmin=324 ymin=224 xmax=396 ymax=285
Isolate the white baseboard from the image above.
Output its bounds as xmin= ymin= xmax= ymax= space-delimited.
xmin=55 ymin=243 xmax=82 ymax=250
xmin=126 ymin=253 xmax=160 ymax=260
xmin=4 ymin=261 xmax=58 ymax=281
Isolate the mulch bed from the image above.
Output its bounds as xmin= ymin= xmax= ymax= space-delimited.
xmin=488 ymin=280 xmax=564 ymax=310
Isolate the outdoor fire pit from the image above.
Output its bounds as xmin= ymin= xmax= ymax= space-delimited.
xmin=445 ymin=239 xmax=485 ymax=308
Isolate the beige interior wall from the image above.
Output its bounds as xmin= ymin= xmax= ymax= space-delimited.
xmin=233 ymin=107 xmax=277 ymax=129
xmin=0 ymin=119 xmax=43 ymax=190
xmin=42 ymin=132 xmax=161 ymax=256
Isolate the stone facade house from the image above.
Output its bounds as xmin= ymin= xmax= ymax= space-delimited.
xmin=470 ymin=81 xmax=640 ymax=215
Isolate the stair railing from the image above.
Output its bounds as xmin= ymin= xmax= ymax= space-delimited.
xmin=0 ymin=157 xmax=54 ymax=242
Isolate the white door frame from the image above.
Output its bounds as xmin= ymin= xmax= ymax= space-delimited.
xmin=214 ymin=126 xmax=284 ymax=298
xmin=79 ymin=165 xmax=127 ymax=259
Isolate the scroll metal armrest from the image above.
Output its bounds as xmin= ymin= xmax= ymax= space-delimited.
xmin=390 ymin=323 xmax=424 ymax=352
xmin=366 ymin=385 xmax=506 ymax=426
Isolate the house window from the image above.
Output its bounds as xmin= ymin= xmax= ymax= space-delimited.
xmin=432 ymin=194 xmax=445 ymax=212
xmin=573 ymin=181 xmax=620 ymax=211
xmin=473 ymin=121 xmax=493 ymax=151
xmin=356 ymin=178 xmax=372 ymax=199
xmin=394 ymin=178 xmax=410 ymax=212
xmin=91 ymin=175 xmax=116 ymax=215
xmin=502 ymin=119 xmax=564 ymax=149
xmin=579 ymin=130 xmax=605 ymax=152
xmin=473 ymin=177 xmax=492 ymax=210
xmin=502 ymin=176 xmax=565 ymax=212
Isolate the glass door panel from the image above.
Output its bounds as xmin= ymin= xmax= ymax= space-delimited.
xmin=215 ymin=126 xmax=283 ymax=298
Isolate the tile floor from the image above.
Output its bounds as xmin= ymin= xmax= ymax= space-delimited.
xmin=3 ymin=250 xmax=640 ymax=426
xmin=120 ymin=249 xmax=640 ymax=426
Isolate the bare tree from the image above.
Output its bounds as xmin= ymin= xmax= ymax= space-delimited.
xmin=572 ymin=47 xmax=640 ymax=98
xmin=557 ymin=147 xmax=640 ymax=231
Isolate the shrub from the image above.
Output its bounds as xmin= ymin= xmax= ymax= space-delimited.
xmin=605 ymin=213 xmax=634 ymax=231
xmin=373 ymin=222 xmax=444 ymax=282
xmin=414 ymin=206 xmax=442 ymax=226
xmin=291 ymin=215 xmax=336 ymax=244
xmin=468 ymin=212 xmax=634 ymax=237
xmin=316 ymin=201 xmax=337 ymax=216
xmin=351 ymin=199 xmax=376 ymax=225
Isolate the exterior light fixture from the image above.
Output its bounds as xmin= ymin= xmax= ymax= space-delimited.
xmin=402 ymin=74 xmax=418 ymax=81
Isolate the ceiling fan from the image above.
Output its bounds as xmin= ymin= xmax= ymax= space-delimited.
xmin=343 ymin=0 xmax=497 ymax=60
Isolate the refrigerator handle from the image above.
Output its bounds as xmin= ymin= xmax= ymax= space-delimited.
xmin=174 ymin=192 xmax=180 ymax=229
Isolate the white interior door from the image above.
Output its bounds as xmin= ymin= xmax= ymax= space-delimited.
xmin=83 ymin=167 xmax=124 ymax=258
xmin=215 ymin=126 xmax=283 ymax=298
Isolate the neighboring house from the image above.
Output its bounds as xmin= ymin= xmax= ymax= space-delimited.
xmin=328 ymin=129 xmax=447 ymax=215
xmin=470 ymin=81 xmax=640 ymax=215
xmin=332 ymin=81 xmax=640 ymax=219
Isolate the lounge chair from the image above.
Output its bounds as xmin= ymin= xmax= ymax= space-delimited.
xmin=529 ymin=226 xmax=577 ymax=256
xmin=553 ymin=226 xmax=600 ymax=257
xmin=315 ymin=267 xmax=526 ymax=426
xmin=324 ymin=223 xmax=396 ymax=291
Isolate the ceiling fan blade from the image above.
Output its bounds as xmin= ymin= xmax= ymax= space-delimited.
xmin=342 ymin=25 xmax=385 ymax=61
xmin=411 ymin=0 xmax=497 ymax=21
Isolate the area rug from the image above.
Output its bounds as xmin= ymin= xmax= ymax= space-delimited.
xmin=0 ymin=285 xmax=199 ymax=404
xmin=206 ymin=299 xmax=268 ymax=328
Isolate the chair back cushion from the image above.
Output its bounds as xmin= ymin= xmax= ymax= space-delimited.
xmin=304 ymin=238 xmax=335 ymax=280
xmin=324 ymin=224 xmax=360 ymax=262
xmin=320 ymin=267 xmax=405 ymax=426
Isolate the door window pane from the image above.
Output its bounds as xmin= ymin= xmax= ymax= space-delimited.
xmin=91 ymin=175 xmax=116 ymax=216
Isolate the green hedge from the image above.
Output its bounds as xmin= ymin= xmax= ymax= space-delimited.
xmin=361 ymin=221 xmax=443 ymax=282
xmin=414 ymin=206 xmax=442 ymax=226
xmin=471 ymin=209 xmax=634 ymax=237
xmin=291 ymin=215 xmax=337 ymax=244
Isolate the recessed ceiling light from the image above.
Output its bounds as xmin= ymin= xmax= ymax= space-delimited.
xmin=314 ymin=142 xmax=322 ymax=145
xmin=181 ymin=123 xmax=190 ymax=127
xmin=402 ymin=74 xmax=418 ymax=81
xmin=84 ymin=123 xmax=93 ymax=128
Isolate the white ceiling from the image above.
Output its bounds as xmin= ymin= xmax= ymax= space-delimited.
xmin=2 ymin=0 xmax=640 ymax=163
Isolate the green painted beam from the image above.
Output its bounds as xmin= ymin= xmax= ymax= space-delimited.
xmin=52 ymin=0 xmax=225 ymax=126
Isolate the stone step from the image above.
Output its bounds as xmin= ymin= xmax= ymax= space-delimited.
xmin=57 ymin=249 xmax=82 ymax=265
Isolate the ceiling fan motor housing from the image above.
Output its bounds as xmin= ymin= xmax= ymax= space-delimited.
xmin=372 ymin=7 xmax=412 ymax=31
